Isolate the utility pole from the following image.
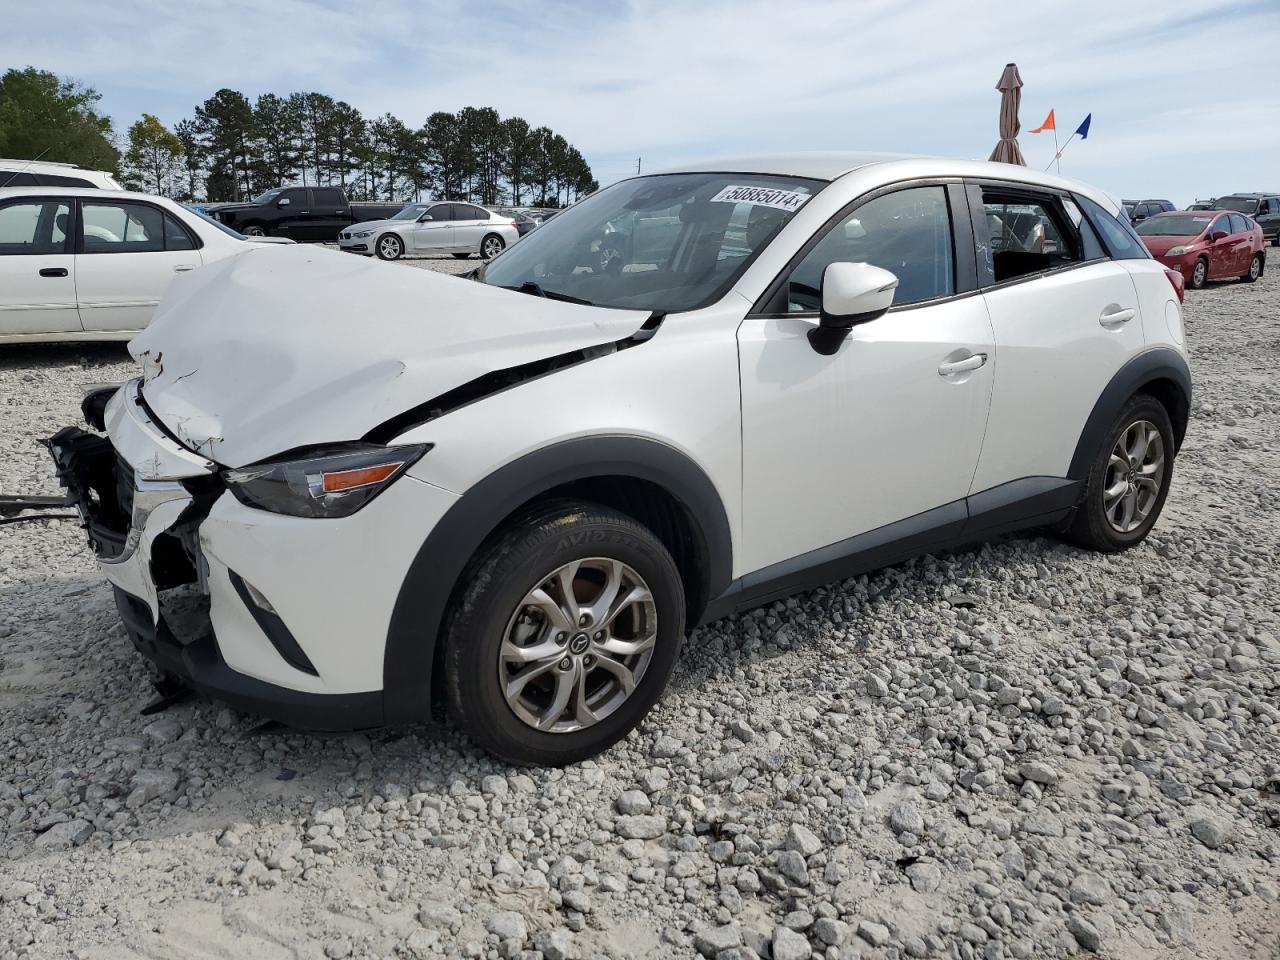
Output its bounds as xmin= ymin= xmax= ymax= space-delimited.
xmin=636 ymin=157 xmax=641 ymax=174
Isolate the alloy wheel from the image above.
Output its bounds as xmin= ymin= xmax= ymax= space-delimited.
xmin=379 ymin=236 xmax=402 ymax=259
xmin=482 ymin=236 xmax=504 ymax=259
xmin=243 ymin=226 xmax=266 ymax=237
xmin=1192 ymin=260 xmax=1207 ymax=287
xmin=499 ymin=558 xmax=657 ymax=733
xmin=1250 ymin=256 xmax=1261 ymax=281
xmin=1102 ymin=419 xmax=1166 ymax=534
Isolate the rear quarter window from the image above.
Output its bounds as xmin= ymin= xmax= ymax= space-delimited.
xmin=1076 ymin=195 xmax=1151 ymax=261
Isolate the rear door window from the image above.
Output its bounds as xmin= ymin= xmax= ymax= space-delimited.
xmin=980 ymin=190 xmax=1081 ymax=282
xmin=80 ymin=201 xmax=165 ymax=253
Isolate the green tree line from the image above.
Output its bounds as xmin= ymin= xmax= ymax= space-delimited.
xmin=1 ymin=67 xmax=597 ymax=207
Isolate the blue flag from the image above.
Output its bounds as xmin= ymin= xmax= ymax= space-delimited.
xmin=1075 ymin=114 xmax=1092 ymax=139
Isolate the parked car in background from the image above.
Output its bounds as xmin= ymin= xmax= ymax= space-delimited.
xmin=1186 ymin=200 xmax=1215 ymax=211
xmin=1127 ymin=199 xmax=1176 ymax=223
xmin=1135 ymin=209 xmax=1265 ymax=288
xmin=0 ymin=187 xmax=292 ymax=343
xmin=492 ymin=208 xmax=540 ymax=237
xmin=338 ymin=201 xmax=519 ymax=260
xmin=47 ymin=153 xmax=1190 ymax=764
xmin=0 ymin=158 xmax=124 ymax=190
xmin=1211 ymin=194 xmax=1280 ymax=246
xmin=209 ymin=186 xmax=405 ymax=242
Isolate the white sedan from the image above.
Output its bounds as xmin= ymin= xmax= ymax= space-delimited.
xmin=0 ymin=187 xmax=292 ymax=344
xmin=338 ymin=201 xmax=520 ymax=261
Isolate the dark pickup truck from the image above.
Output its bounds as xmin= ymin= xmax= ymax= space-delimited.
xmin=209 ymin=186 xmax=406 ymax=243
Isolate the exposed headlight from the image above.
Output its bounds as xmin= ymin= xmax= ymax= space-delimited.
xmin=222 ymin=443 xmax=429 ymax=518
xmin=352 ymin=230 xmax=373 ymax=239
xmin=1165 ymin=245 xmax=1192 ymax=256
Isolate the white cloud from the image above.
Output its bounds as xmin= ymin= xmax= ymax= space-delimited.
xmin=3 ymin=0 xmax=1277 ymax=203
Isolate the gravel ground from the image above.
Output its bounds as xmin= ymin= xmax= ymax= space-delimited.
xmin=1 ymin=254 xmax=1278 ymax=960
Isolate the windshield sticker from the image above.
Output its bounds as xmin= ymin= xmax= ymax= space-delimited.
xmin=710 ymin=185 xmax=810 ymax=213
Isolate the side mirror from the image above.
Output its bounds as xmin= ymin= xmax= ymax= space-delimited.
xmin=808 ymin=262 xmax=898 ymax=356
xmin=276 ymin=197 xmax=290 ymax=207
xmin=1210 ymin=229 xmax=1228 ymax=242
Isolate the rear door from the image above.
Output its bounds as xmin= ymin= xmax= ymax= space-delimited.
xmin=308 ymin=187 xmax=348 ymax=242
xmin=75 ymin=199 xmax=202 ymax=332
xmin=0 ymin=197 xmax=80 ymax=337
xmin=410 ymin=203 xmax=454 ymax=253
xmin=969 ymin=184 xmax=1146 ymax=491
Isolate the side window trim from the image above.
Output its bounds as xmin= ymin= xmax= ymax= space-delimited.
xmin=748 ymin=178 xmax=970 ymax=317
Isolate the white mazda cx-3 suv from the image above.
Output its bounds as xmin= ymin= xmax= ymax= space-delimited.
xmin=48 ymin=153 xmax=1191 ymax=764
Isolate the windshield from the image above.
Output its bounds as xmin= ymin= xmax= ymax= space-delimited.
xmin=189 ymin=208 xmax=246 ymax=240
xmin=480 ymin=173 xmax=824 ymax=313
xmin=391 ymin=203 xmax=430 ymax=221
xmin=251 ymin=188 xmax=284 ymax=205
xmin=1135 ymin=214 xmax=1215 ymax=236
xmin=1213 ymin=197 xmax=1259 ymax=214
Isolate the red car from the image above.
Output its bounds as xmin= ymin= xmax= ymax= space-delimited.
xmin=1135 ymin=210 xmax=1266 ymax=289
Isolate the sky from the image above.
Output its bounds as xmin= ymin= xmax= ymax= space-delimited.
xmin=3 ymin=0 xmax=1278 ymax=206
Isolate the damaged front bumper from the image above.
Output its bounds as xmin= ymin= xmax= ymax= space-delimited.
xmin=45 ymin=380 xmax=385 ymax=730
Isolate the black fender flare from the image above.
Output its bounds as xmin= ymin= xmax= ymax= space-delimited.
xmin=381 ymin=436 xmax=734 ymax=725
xmin=1067 ymin=347 xmax=1192 ymax=481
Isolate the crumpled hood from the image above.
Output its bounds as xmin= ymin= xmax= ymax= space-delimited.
xmin=130 ymin=246 xmax=647 ymax=467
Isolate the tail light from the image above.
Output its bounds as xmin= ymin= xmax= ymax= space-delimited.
xmin=1163 ymin=267 xmax=1185 ymax=304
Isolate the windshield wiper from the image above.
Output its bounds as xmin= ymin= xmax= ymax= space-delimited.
xmin=502 ymin=282 xmax=594 ymax=306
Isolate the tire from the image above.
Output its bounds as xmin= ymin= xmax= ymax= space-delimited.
xmin=375 ymin=234 xmax=404 ymax=261
xmin=441 ymin=501 xmax=685 ymax=765
xmin=1188 ymin=257 xmax=1208 ymax=289
xmin=452 ymin=252 xmax=471 ymax=260
xmin=242 ymin=225 xmax=267 ymax=238
xmin=1066 ymin=394 xmax=1175 ymax=553
xmin=1242 ymin=253 xmax=1263 ymax=283
xmin=480 ymin=233 xmax=505 ymax=260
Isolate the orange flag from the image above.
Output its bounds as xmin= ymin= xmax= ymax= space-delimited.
xmin=1029 ymin=109 xmax=1056 ymax=133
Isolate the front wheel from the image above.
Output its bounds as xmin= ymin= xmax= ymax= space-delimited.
xmin=376 ymin=234 xmax=404 ymax=261
xmin=1065 ymin=394 xmax=1175 ymax=552
xmin=1242 ymin=253 xmax=1262 ymax=283
xmin=1189 ymin=257 xmax=1208 ymax=289
xmin=442 ymin=502 xmax=685 ymax=765
xmin=242 ymin=225 xmax=267 ymax=238
xmin=481 ymin=233 xmax=505 ymax=260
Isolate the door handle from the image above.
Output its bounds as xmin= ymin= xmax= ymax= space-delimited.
xmin=173 ymin=264 xmax=196 ymax=272
xmin=39 ymin=267 xmax=68 ymax=278
xmin=1099 ymin=306 xmax=1135 ymax=328
xmin=938 ymin=353 xmax=987 ymax=377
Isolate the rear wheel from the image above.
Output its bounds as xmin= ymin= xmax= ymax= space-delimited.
xmin=376 ymin=234 xmax=404 ymax=261
xmin=1242 ymin=253 xmax=1262 ymax=283
xmin=442 ymin=502 xmax=685 ymax=765
xmin=1189 ymin=257 xmax=1208 ymax=289
xmin=1066 ymin=394 xmax=1174 ymax=552
xmin=481 ymin=233 xmax=505 ymax=260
